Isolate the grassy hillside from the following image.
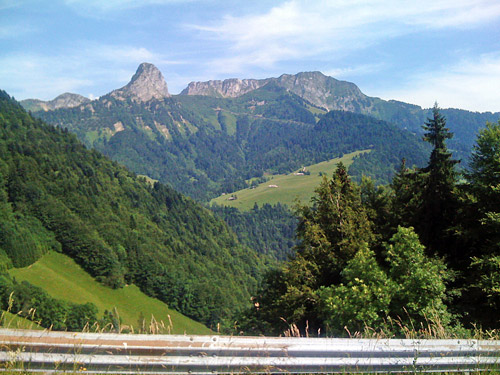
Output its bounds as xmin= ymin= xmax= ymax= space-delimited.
xmin=0 ymin=90 xmax=266 ymax=329
xmin=9 ymin=251 xmax=211 ymax=334
xmin=1 ymin=311 xmax=44 ymax=330
xmin=211 ymin=150 xmax=368 ymax=210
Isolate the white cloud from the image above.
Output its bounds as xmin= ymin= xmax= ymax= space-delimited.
xmin=323 ymin=63 xmax=386 ymax=79
xmin=0 ymin=44 xmax=175 ymax=100
xmin=193 ymin=0 xmax=500 ymax=73
xmin=376 ymin=53 xmax=500 ymax=112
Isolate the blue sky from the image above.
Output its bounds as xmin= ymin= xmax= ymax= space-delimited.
xmin=2 ymin=0 xmax=500 ymax=112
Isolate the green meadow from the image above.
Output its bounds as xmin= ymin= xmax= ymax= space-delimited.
xmin=9 ymin=251 xmax=212 ymax=334
xmin=211 ymin=150 xmax=369 ymax=210
xmin=1 ymin=311 xmax=44 ymax=330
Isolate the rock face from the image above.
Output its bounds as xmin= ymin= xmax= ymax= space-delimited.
xmin=20 ymin=93 xmax=90 ymax=112
xmin=180 ymin=71 xmax=369 ymax=111
xmin=274 ymin=72 xmax=367 ymax=111
xmin=181 ymin=78 xmax=269 ymax=98
xmin=110 ymin=63 xmax=170 ymax=102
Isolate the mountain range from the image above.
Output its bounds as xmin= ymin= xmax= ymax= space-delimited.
xmin=6 ymin=62 xmax=500 ymax=332
xmin=21 ymin=63 xmax=500 ymax=201
xmin=182 ymin=71 xmax=419 ymax=123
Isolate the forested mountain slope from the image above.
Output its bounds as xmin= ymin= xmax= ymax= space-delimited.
xmin=183 ymin=71 xmax=500 ymax=150
xmin=33 ymin=65 xmax=431 ymax=201
xmin=0 ymin=90 xmax=267 ymax=328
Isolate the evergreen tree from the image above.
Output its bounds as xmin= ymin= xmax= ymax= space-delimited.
xmin=390 ymin=159 xmax=424 ymax=228
xmin=420 ymin=103 xmax=459 ymax=257
xmin=466 ymin=121 xmax=500 ymax=223
xmin=391 ymin=105 xmax=459 ymax=260
xmin=240 ymin=164 xmax=375 ymax=334
xmin=294 ymin=162 xmax=374 ymax=288
xmin=463 ymin=121 xmax=500 ymax=326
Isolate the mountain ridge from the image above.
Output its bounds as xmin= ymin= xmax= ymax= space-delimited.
xmin=21 ymin=63 xmax=500 ymax=200
xmin=20 ymin=92 xmax=90 ymax=112
xmin=180 ymin=71 xmax=367 ymax=112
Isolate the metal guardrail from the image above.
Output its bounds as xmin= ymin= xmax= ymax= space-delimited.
xmin=0 ymin=329 xmax=499 ymax=373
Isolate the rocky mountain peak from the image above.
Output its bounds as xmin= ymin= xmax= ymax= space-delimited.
xmin=181 ymin=77 xmax=268 ymax=98
xmin=274 ymin=71 xmax=365 ymax=110
xmin=110 ymin=63 xmax=170 ymax=102
xmin=180 ymin=71 xmax=367 ymax=111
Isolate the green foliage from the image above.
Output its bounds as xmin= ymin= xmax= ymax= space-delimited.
xmin=35 ymin=87 xmax=429 ymax=201
xmin=238 ymin=164 xmax=376 ymax=334
xmin=360 ymin=176 xmax=393 ymax=244
xmin=238 ymin=166 xmax=453 ymax=337
xmin=470 ymin=255 xmax=500 ymax=314
xmin=385 ymin=226 xmax=451 ymax=327
xmin=390 ymin=105 xmax=459 ymax=260
xmin=467 ymin=121 xmax=500 ymax=208
xmin=293 ymin=164 xmax=374 ymax=291
xmin=0 ymin=273 xmax=98 ymax=331
xmin=0 ymin=90 xmax=266 ymax=328
xmin=319 ymin=243 xmax=393 ymax=334
xmin=235 ymin=107 xmax=500 ymax=336
xmin=210 ymin=203 xmax=297 ymax=261
xmin=419 ymin=104 xmax=460 ymax=255
xmin=460 ymin=121 xmax=500 ymax=327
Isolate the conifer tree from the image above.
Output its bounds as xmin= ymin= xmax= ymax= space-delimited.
xmin=392 ymin=104 xmax=459 ymax=258
xmin=243 ymin=164 xmax=375 ymax=334
xmin=420 ymin=103 xmax=459 ymax=258
xmin=464 ymin=121 xmax=500 ymax=325
xmin=294 ymin=162 xmax=374 ymax=287
xmin=390 ymin=159 xmax=425 ymax=233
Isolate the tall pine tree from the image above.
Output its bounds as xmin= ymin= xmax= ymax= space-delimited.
xmin=392 ymin=104 xmax=459 ymax=259
xmin=420 ymin=103 xmax=459 ymax=258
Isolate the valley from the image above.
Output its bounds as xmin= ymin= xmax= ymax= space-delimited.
xmin=31 ymin=64 xmax=433 ymax=201
xmin=2 ymin=62 xmax=500 ymax=337
xmin=210 ymin=150 xmax=369 ymax=210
